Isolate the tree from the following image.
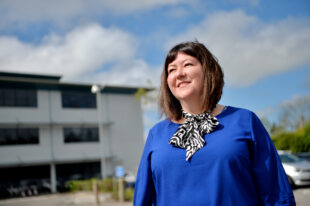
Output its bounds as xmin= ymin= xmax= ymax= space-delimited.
xmin=260 ymin=116 xmax=285 ymax=136
xmin=134 ymin=79 xmax=156 ymax=105
xmin=278 ymin=96 xmax=310 ymax=131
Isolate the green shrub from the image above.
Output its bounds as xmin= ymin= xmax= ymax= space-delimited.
xmin=111 ymin=180 xmax=134 ymax=201
xmin=66 ymin=178 xmax=114 ymax=193
xmin=65 ymin=178 xmax=134 ymax=201
xmin=98 ymin=178 xmax=114 ymax=193
xmin=272 ymin=123 xmax=310 ymax=152
xmin=66 ymin=179 xmax=92 ymax=192
xmin=272 ymin=132 xmax=294 ymax=151
xmin=124 ymin=187 xmax=135 ymax=201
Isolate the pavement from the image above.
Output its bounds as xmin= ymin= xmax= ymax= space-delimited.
xmin=1 ymin=187 xmax=310 ymax=206
xmin=0 ymin=192 xmax=132 ymax=206
xmin=294 ymin=187 xmax=310 ymax=206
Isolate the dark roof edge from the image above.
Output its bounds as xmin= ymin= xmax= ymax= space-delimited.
xmin=0 ymin=72 xmax=154 ymax=94
xmin=0 ymin=71 xmax=62 ymax=81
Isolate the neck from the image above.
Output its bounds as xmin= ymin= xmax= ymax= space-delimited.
xmin=180 ymin=98 xmax=204 ymax=115
xmin=172 ymin=104 xmax=224 ymax=124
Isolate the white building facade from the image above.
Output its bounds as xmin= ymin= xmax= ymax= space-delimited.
xmin=0 ymin=72 xmax=145 ymax=196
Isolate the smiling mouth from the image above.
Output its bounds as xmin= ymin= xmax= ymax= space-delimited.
xmin=177 ymin=81 xmax=190 ymax=87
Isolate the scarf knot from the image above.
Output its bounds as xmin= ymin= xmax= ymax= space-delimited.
xmin=169 ymin=109 xmax=219 ymax=161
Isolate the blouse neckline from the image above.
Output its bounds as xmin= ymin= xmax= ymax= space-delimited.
xmin=168 ymin=105 xmax=230 ymax=126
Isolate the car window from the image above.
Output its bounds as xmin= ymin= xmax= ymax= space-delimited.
xmin=279 ymin=154 xmax=301 ymax=163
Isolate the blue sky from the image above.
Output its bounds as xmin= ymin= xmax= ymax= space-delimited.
xmin=0 ymin=0 xmax=309 ymax=134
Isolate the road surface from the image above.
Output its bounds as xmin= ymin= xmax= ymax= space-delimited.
xmin=0 ymin=188 xmax=309 ymax=206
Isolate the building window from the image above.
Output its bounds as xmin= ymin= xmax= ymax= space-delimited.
xmin=0 ymin=128 xmax=39 ymax=146
xmin=61 ymin=91 xmax=96 ymax=108
xmin=0 ymin=88 xmax=37 ymax=107
xmin=63 ymin=127 xmax=99 ymax=143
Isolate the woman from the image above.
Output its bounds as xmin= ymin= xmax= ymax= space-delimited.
xmin=134 ymin=41 xmax=295 ymax=205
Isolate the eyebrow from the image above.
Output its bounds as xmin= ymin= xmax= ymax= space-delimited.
xmin=168 ymin=58 xmax=194 ymax=67
xmin=167 ymin=64 xmax=176 ymax=68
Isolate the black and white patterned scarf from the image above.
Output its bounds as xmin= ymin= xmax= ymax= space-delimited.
xmin=169 ymin=110 xmax=219 ymax=161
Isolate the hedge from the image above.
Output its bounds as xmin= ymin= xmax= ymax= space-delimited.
xmin=65 ymin=178 xmax=134 ymax=201
xmin=272 ymin=123 xmax=310 ymax=153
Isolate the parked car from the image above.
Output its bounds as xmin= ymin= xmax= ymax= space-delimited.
xmin=278 ymin=151 xmax=310 ymax=188
xmin=124 ymin=171 xmax=136 ymax=188
xmin=294 ymin=152 xmax=310 ymax=161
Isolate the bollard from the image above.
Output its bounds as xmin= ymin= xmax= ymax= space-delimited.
xmin=93 ymin=180 xmax=100 ymax=205
xmin=118 ymin=178 xmax=125 ymax=202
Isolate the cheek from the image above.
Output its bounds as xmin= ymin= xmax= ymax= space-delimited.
xmin=167 ymin=75 xmax=175 ymax=89
xmin=194 ymin=70 xmax=205 ymax=85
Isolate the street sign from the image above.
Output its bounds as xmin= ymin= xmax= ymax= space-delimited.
xmin=116 ymin=166 xmax=124 ymax=178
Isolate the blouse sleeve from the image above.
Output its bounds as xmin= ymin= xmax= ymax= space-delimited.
xmin=249 ymin=112 xmax=296 ymax=206
xmin=133 ymin=131 xmax=156 ymax=206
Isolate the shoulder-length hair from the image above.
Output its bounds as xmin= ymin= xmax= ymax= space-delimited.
xmin=159 ymin=41 xmax=224 ymax=120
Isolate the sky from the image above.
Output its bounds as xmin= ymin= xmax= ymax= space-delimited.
xmin=0 ymin=0 xmax=309 ymax=135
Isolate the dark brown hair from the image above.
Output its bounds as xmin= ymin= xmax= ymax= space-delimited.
xmin=159 ymin=41 xmax=224 ymax=120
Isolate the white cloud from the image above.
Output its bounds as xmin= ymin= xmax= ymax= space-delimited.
xmin=167 ymin=10 xmax=310 ymax=86
xmin=0 ymin=23 xmax=160 ymax=86
xmin=0 ymin=0 xmax=187 ymax=30
xmin=79 ymin=59 xmax=161 ymax=86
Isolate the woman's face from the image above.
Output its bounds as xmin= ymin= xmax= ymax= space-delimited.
xmin=167 ymin=52 xmax=204 ymax=103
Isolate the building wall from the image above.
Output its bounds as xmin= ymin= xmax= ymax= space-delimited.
xmin=0 ymin=88 xmax=144 ymax=176
xmin=0 ymin=90 xmax=50 ymax=124
xmin=0 ymin=90 xmax=51 ymax=166
xmin=0 ymin=126 xmax=52 ymax=166
xmin=107 ymin=93 xmax=144 ymax=173
xmin=49 ymin=90 xmax=98 ymax=124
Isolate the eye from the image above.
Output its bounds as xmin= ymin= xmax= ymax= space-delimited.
xmin=184 ymin=63 xmax=193 ymax=67
xmin=168 ymin=68 xmax=176 ymax=74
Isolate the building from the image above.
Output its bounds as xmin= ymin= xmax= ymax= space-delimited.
xmin=0 ymin=71 xmax=147 ymax=196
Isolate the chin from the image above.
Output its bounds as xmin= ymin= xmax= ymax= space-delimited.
xmin=174 ymin=93 xmax=192 ymax=101
xmin=174 ymin=89 xmax=201 ymax=102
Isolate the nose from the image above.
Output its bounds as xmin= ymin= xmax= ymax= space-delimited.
xmin=176 ymin=67 xmax=186 ymax=78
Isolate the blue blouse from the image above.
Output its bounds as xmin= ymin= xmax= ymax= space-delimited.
xmin=134 ymin=106 xmax=295 ymax=206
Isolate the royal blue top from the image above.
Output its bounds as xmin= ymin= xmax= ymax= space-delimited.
xmin=134 ymin=106 xmax=295 ymax=206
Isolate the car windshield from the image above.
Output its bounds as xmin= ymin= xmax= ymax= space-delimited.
xmin=279 ymin=154 xmax=302 ymax=163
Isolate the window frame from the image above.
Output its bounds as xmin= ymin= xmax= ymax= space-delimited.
xmin=0 ymin=87 xmax=37 ymax=107
xmin=61 ymin=90 xmax=97 ymax=109
xmin=0 ymin=128 xmax=39 ymax=146
xmin=63 ymin=127 xmax=99 ymax=143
